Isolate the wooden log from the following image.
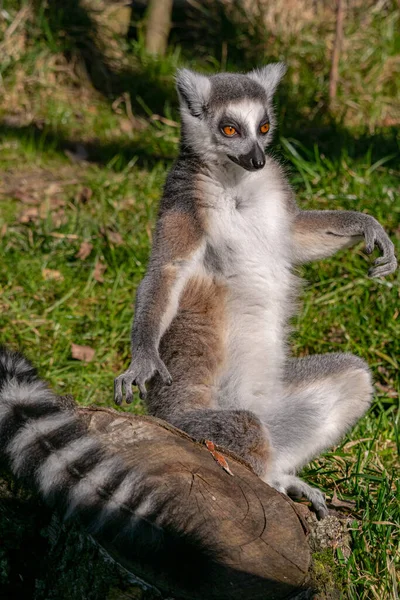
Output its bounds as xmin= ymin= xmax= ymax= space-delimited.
xmin=0 ymin=399 xmax=347 ymax=599
xmin=77 ymin=405 xmax=312 ymax=598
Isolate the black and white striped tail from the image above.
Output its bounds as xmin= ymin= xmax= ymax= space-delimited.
xmin=0 ymin=346 xmax=214 ymax=591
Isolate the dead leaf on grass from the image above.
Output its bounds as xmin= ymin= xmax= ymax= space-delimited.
xmin=19 ymin=206 xmax=39 ymax=223
xmin=13 ymin=189 xmax=40 ymax=205
xmin=50 ymin=233 xmax=79 ymax=240
xmin=71 ymin=343 xmax=95 ymax=362
xmin=76 ymin=241 xmax=93 ymax=260
xmin=44 ymin=182 xmax=62 ymax=197
xmin=77 ymin=186 xmax=93 ymax=203
xmin=330 ymin=491 xmax=356 ymax=511
xmin=93 ymin=259 xmax=107 ymax=283
xmin=42 ymin=268 xmax=64 ymax=282
xmin=375 ymin=382 xmax=398 ymax=398
xmin=119 ymin=118 xmax=134 ymax=134
xmin=100 ymin=227 xmax=123 ymax=246
xmin=108 ymin=231 xmax=123 ymax=245
xmin=151 ymin=114 xmax=179 ymax=128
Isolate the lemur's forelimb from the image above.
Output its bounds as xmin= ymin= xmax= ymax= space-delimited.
xmin=115 ymin=210 xmax=205 ymax=404
xmin=292 ymin=210 xmax=397 ymax=276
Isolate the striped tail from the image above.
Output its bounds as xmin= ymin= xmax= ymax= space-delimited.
xmin=0 ymin=346 xmax=215 ymax=593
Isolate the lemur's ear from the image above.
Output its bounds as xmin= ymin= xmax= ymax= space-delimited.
xmin=248 ymin=63 xmax=286 ymax=97
xmin=176 ymin=69 xmax=211 ymax=118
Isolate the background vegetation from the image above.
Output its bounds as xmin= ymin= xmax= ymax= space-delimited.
xmin=0 ymin=1 xmax=399 ymax=598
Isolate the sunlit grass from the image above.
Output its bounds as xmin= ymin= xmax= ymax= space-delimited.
xmin=0 ymin=2 xmax=399 ymax=597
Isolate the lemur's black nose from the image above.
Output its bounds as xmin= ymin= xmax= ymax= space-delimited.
xmin=251 ymin=157 xmax=265 ymax=170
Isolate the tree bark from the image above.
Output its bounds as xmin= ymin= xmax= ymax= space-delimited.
xmin=145 ymin=0 xmax=174 ymax=56
xmin=329 ymin=0 xmax=345 ymax=107
xmin=0 ymin=403 xmax=347 ymax=599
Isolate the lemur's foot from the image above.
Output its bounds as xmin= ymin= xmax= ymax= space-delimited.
xmin=265 ymin=474 xmax=328 ymax=520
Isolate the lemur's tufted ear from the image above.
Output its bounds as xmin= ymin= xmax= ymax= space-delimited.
xmin=247 ymin=63 xmax=287 ymax=97
xmin=176 ymin=69 xmax=211 ymax=118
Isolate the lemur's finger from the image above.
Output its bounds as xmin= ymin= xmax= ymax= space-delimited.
xmin=157 ymin=360 xmax=173 ymax=386
xmin=114 ymin=377 xmax=123 ymax=405
xmin=374 ymin=255 xmax=389 ymax=266
xmin=137 ymin=380 xmax=147 ymax=401
xmin=125 ymin=379 xmax=134 ymax=404
xmin=364 ymin=229 xmax=376 ymax=255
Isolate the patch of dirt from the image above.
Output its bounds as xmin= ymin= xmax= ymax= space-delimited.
xmin=0 ymin=166 xmax=84 ymax=204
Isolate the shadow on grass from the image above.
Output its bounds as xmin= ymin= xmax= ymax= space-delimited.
xmin=0 ymin=121 xmax=176 ymax=169
xmin=10 ymin=0 xmax=400 ymax=168
xmin=0 ymin=117 xmax=398 ymax=173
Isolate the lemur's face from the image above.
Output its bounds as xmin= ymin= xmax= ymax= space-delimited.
xmin=176 ymin=66 xmax=286 ymax=172
xmin=210 ymin=95 xmax=270 ymax=172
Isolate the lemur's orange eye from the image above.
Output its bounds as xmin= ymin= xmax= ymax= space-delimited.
xmin=260 ymin=122 xmax=270 ymax=134
xmin=222 ymin=125 xmax=237 ymax=136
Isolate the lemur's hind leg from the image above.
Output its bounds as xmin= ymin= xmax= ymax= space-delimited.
xmin=146 ymin=275 xmax=271 ymax=477
xmin=170 ymin=408 xmax=271 ymax=477
xmin=262 ymin=353 xmax=373 ymax=517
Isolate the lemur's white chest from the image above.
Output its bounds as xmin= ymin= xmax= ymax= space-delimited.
xmin=201 ymin=169 xmax=293 ymax=413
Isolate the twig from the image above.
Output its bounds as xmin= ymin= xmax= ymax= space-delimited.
xmin=3 ymin=4 xmax=31 ymax=40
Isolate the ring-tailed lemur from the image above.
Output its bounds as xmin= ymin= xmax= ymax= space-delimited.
xmin=114 ymin=64 xmax=397 ymax=517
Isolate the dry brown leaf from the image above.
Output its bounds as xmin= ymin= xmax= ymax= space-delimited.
xmin=205 ymin=440 xmax=234 ymax=476
xmin=119 ymin=118 xmax=134 ymax=134
xmin=93 ymin=260 xmax=107 ymax=283
xmin=49 ymin=233 xmax=79 ymax=240
xmin=19 ymin=206 xmax=39 ymax=223
xmin=44 ymin=182 xmax=62 ymax=197
xmin=77 ymin=186 xmax=93 ymax=204
xmin=13 ymin=189 xmax=40 ymax=205
xmin=151 ymin=114 xmax=179 ymax=128
xmin=375 ymin=382 xmax=398 ymax=398
xmin=42 ymin=268 xmax=64 ymax=282
xmin=76 ymin=241 xmax=93 ymax=260
xmin=71 ymin=343 xmax=95 ymax=362
xmin=119 ymin=197 xmax=136 ymax=209
xmin=107 ymin=231 xmax=123 ymax=246
xmin=146 ymin=222 xmax=153 ymax=242
xmin=330 ymin=490 xmax=356 ymax=511
xmin=0 ymin=224 xmax=7 ymax=237
xmin=52 ymin=211 xmax=68 ymax=229
xmin=47 ymin=197 xmax=66 ymax=209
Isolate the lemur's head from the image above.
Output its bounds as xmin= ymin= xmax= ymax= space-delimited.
xmin=176 ymin=64 xmax=286 ymax=171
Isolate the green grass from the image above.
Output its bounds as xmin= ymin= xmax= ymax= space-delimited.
xmin=0 ymin=2 xmax=399 ymax=598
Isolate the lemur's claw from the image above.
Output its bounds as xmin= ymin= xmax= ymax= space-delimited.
xmin=137 ymin=382 xmax=147 ymax=401
xmin=368 ymin=256 xmax=397 ymax=278
xmin=316 ymin=506 xmax=329 ymax=520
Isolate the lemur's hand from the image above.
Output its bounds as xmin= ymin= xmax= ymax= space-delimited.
xmin=114 ymin=348 xmax=172 ymax=405
xmin=362 ymin=216 xmax=397 ymax=277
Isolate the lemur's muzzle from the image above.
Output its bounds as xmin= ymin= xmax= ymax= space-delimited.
xmin=228 ymin=144 xmax=266 ymax=172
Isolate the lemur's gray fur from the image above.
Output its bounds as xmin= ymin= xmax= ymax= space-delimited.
xmin=112 ymin=65 xmax=399 ymax=515
xmin=114 ymin=64 xmax=397 ymax=517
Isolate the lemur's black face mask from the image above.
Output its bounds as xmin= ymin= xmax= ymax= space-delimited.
xmin=228 ymin=144 xmax=266 ymax=172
